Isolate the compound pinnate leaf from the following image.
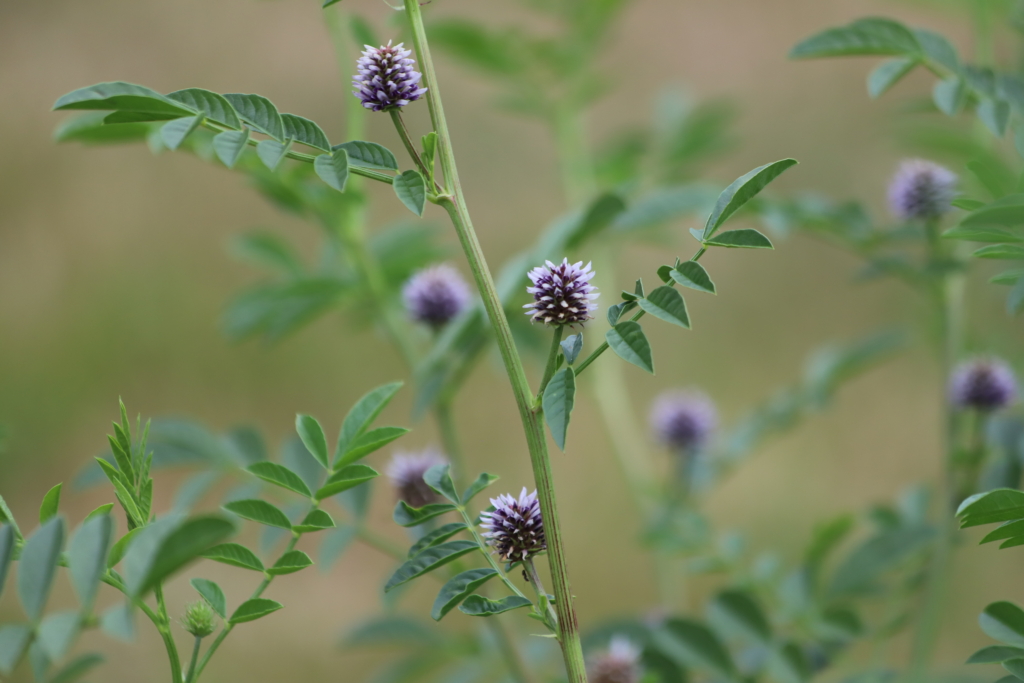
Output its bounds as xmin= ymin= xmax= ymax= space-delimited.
xmin=223 ymin=93 xmax=285 ymax=140
xmin=606 ymin=321 xmax=654 ymax=374
xmin=639 ymin=286 xmax=690 ymax=329
xmin=18 ymin=517 xmax=65 ymax=622
xmin=542 ymin=367 xmax=576 ymax=451
xmin=384 ymin=541 xmax=478 ymax=592
xmin=247 ymin=462 xmax=312 ymax=498
xmin=202 ymin=543 xmax=264 ymax=572
xmin=459 ymin=594 xmax=532 ymax=617
xmin=190 ymin=578 xmax=227 ymax=618
xmin=223 ymin=499 xmax=291 ymax=529
xmin=958 ymin=489 xmax=1024 ymax=527
xmin=394 ymin=170 xmax=427 ymax=216
xmin=333 ymin=140 xmax=399 ymax=170
xmin=167 ymin=88 xmax=241 ymax=129
xmin=432 ymin=568 xmax=499 ymax=620
xmin=230 ymin=598 xmax=283 ymax=624
xmin=314 ymin=149 xmax=350 ymax=193
xmin=37 ymin=612 xmax=78 ymax=661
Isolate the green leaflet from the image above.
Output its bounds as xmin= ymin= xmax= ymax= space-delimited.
xmin=384 ymin=541 xmax=479 ymax=592
xmin=432 ymin=568 xmax=499 ymax=620
xmin=542 ymin=367 xmax=576 ymax=451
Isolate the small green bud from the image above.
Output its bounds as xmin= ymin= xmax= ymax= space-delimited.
xmin=182 ymin=600 xmax=217 ymax=638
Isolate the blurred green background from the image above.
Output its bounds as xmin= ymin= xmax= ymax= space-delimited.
xmin=3 ymin=0 xmax=1024 ymax=680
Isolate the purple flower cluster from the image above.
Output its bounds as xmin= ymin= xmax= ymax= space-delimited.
xmin=386 ymin=448 xmax=449 ymax=508
xmin=480 ymin=488 xmax=546 ymax=562
xmin=524 ymin=258 xmax=599 ymax=326
xmin=949 ymin=358 xmax=1017 ymax=412
xmin=888 ymin=159 xmax=957 ymax=222
xmin=403 ymin=264 xmax=471 ymax=329
xmin=587 ymin=636 xmax=642 ymax=683
xmin=352 ymin=42 xmax=427 ymax=112
xmin=650 ymin=389 xmax=717 ymax=451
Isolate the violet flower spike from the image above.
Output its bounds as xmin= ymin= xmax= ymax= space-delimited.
xmin=949 ymin=357 xmax=1017 ymax=412
xmin=352 ymin=41 xmax=427 ymax=112
xmin=887 ymin=159 xmax=957 ymax=222
xmin=650 ymin=389 xmax=718 ymax=452
xmin=480 ymin=488 xmax=546 ymax=562
xmin=386 ymin=448 xmax=449 ymax=508
xmin=523 ymin=258 xmax=600 ymax=326
xmin=403 ymin=264 xmax=471 ymax=329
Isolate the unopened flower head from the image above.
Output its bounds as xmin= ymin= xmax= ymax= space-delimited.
xmin=386 ymin=448 xmax=448 ymax=508
xmin=949 ymin=357 xmax=1017 ymax=411
xmin=523 ymin=258 xmax=599 ymax=326
xmin=587 ymin=636 xmax=642 ymax=683
xmin=352 ymin=41 xmax=427 ymax=112
xmin=888 ymin=159 xmax=957 ymax=221
xmin=480 ymin=488 xmax=546 ymax=562
xmin=650 ymin=389 xmax=718 ymax=451
xmin=403 ymin=264 xmax=471 ymax=329
xmin=182 ymin=600 xmax=216 ymax=638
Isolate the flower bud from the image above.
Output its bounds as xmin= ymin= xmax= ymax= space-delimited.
xmin=587 ymin=636 xmax=642 ymax=683
xmin=650 ymin=389 xmax=717 ymax=451
xmin=386 ymin=449 xmax=448 ymax=508
xmin=888 ymin=159 xmax=957 ymax=222
xmin=403 ymin=264 xmax=471 ymax=329
xmin=182 ymin=600 xmax=216 ymax=638
xmin=949 ymin=357 xmax=1017 ymax=411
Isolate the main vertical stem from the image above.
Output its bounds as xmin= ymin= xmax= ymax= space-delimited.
xmin=402 ymin=2 xmax=588 ymax=680
xmin=909 ymin=219 xmax=966 ymax=679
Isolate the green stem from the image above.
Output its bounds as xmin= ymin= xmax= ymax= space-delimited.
xmin=435 ymin=399 xmax=466 ymax=488
xmin=184 ymin=636 xmax=203 ymax=683
xmin=536 ymin=327 xmax=565 ymax=402
xmin=908 ymin=217 xmax=966 ymax=680
xmin=401 ymin=2 xmax=587 ymax=679
xmin=389 ymin=109 xmax=436 ymax=188
xmin=457 ymin=506 xmax=529 ymax=601
xmin=154 ymin=585 xmax=183 ymax=683
xmin=523 ymin=556 xmax=560 ymax=634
